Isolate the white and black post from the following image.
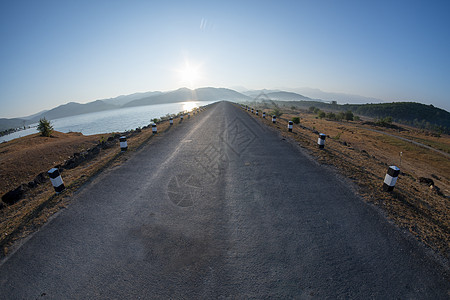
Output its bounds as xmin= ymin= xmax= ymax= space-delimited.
xmin=272 ymin=115 xmax=276 ymax=123
xmin=188 ymin=112 xmax=190 ymax=119
xmin=169 ymin=117 xmax=173 ymax=125
xmin=119 ymin=136 xmax=128 ymax=151
xmin=256 ymin=110 xmax=259 ymax=116
xmin=180 ymin=114 xmax=184 ymax=122
xmin=263 ymin=112 xmax=266 ymax=118
xmin=152 ymin=123 xmax=157 ymax=134
xmin=48 ymin=168 xmax=65 ymax=193
xmin=318 ymin=133 xmax=326 ymax=148
xmin=288 ymin=121 xmax=293 ymax=132
xmin=383 ymin=166 xmax=400 ymax=191
xmin=251 ymin=108 xmax=254 ymax=113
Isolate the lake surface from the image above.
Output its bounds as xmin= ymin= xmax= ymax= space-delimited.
xmin=1 ymin=101 xmax=216 ymax=142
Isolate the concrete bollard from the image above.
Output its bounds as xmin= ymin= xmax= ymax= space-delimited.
xmin=48 ymin=168 xmax=65 ymax=193
xmin=318 ymin=133 xmax=326 ymax=148
xmin=152 ymin=123 xmax=157 ymax=134
xmin=263 ymin=112 xmax=266 ymax=118
xmin=272 ymin=115 xmax=276 ymax=123
xmin=383 ymin=166 xmax=400 ymax=191
xmin=119 ymin=136 xmax=128 ymax=151
xmin=169 ymin=117 xmax=173 ymax=125
xmin=288 ymin=121 xmax=293 ymax=132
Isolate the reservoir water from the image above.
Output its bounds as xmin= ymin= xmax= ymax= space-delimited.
xmin=1 ymin=101 xmax=216 ymax=142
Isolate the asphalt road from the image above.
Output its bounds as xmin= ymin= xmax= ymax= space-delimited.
xmin=0 ymin=101 xmax=448 ymax=299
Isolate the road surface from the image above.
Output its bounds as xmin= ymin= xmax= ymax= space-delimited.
xmin=0 ymin=101 xmax=448 ymax=299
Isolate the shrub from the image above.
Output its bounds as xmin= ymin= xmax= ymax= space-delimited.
xmin=344 ymin=110 xmax=354 ymax=121
xmin=318 ymin=111 xmax=326 ymax=119
xmin=336 ymin=112 xmax=345 ymax=121
xmin=37 ymin=118 xmax=53 ymax=137
xmin=326 ymin=112 xmax=336 ymax=120
xmin=291 ymin=117 xmax=300 ymax=124
xmin=271 ymin=108 xmax=283 ymax=117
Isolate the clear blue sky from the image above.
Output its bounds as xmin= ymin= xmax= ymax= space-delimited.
xmin=1 ymin=0 xmax=449 ymax=118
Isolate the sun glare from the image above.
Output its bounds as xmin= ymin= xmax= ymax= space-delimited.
xmin=182 ymin=101 xmax=198 ymax=112
xmin=177 ymin=60 xmax=202 ymax=88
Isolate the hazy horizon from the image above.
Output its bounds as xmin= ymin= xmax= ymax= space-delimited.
xmin=1 ymin=1 xmax=449 ymax=118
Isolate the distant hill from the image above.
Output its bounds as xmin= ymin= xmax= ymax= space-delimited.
xmin=242 ymin=89 xmax=282 ymax=98
xmin=293 ymin=87 xmax=384 ymax=105
xmin=265 ymin=91 xmax=312 ymax=101
xmin=271 ymin=100 xmax=450 ymax=133
xmin=123 ymin=87 xmax=250 ymax=107
xmin=28 ymin=100 xmax=118 ymax=123
xmin=0 ymin=118 xmax=26 ymax=132
xmin=343 ymin=102 xmax=450 ymax=132
xmin=101 ymin=91 xmax=163 ymax=106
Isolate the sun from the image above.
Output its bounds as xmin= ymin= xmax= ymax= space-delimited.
xmin=177 ymin=60 xmax=202 ymax=88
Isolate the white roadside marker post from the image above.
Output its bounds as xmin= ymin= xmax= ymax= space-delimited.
xmin=383 ymin=166 xmax=400 ymax=191
xmin=119 ymin=136 xmax=128 ymax=151
xmin=263 ymin=112 xmax=266 ymax=118
xmin=152 ymin=123 xmax=157 ymax=134
xmin=48 ymin=168 xmax=65 ymax=194
xmin=288 ymin=121 xmax=293 ymax=132
xmin=272 ymin=115 xmax=276 ymax=123
xmin=169 ymin=117 xmax=173 ymax=125
xmin=318 ymin=133 xmax=326 ymax=149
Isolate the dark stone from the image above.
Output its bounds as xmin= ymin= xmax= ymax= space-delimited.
xmin=28 ymin=181 xmax=37 ymax=188
xmin=419 ymin=177 xmax=434 ymax=186
xmin=0 ymin=201 xmax=4 ymax=210
xmin=63 ymin=158 xmax=78 ymax=169
xmin=73 ymin=152 xmax=81 ymax=157
xmin=34 ymin=172 xmax=48 ymax=184
xmin=2 ymin=185 xmax=26 ymax=205
xmin=107 ymin=136 xmax=114 ymax=142
xmin=431 ymin=174 xmax=441 ymax=180
xmin=90 ymin=146 xmax=100 ymax=155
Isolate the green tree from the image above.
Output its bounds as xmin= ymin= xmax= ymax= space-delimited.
xmin=318 ymin=111 xmax=326 ymax=119
xmin=344 ymin=110 xmax=354 ymax=121
xmin=326 ymin=112 xmax=336 ymax=120
xmin=336 ymin=112 xmax=345 ymax=121
xmin=291 ymin=117 xmax=300 ymax=124
xmin=37 ymin=118 xmax=53 ymax=137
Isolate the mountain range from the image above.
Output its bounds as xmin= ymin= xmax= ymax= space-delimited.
xmin=1 ymin=87 xmax=448 ymax=133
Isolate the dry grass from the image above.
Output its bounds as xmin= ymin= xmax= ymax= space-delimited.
xmin=243 ymin=105 xmax=450 ymax=259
